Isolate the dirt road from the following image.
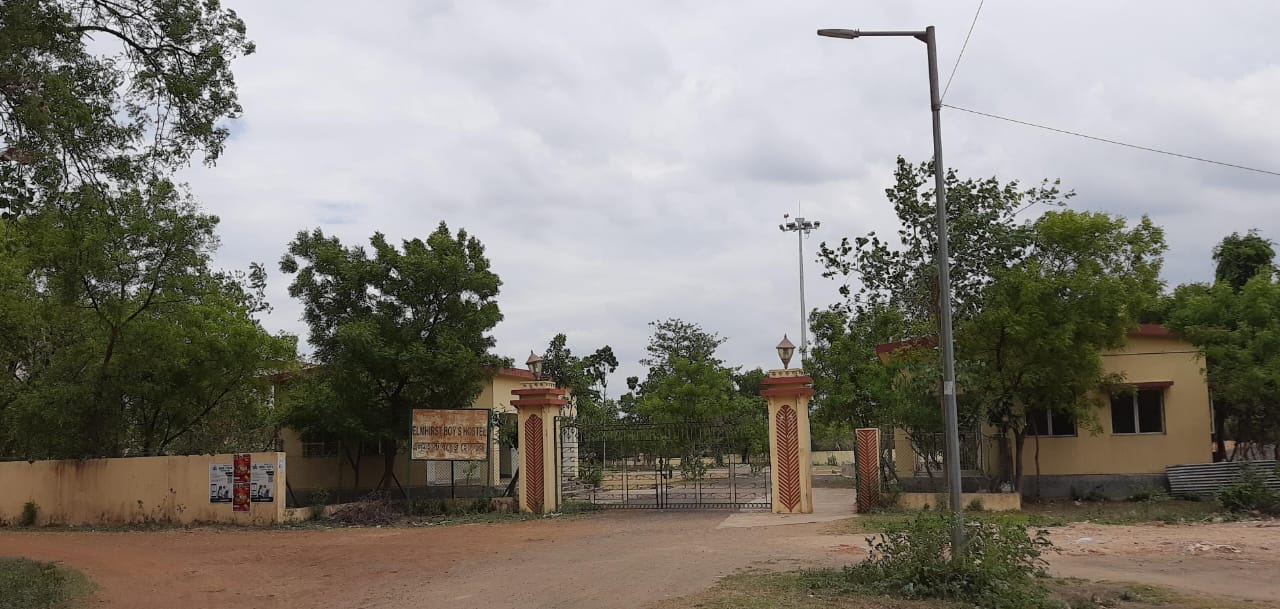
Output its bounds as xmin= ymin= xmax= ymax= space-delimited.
xmin=1046 ymin=520 xmax=1280 ymax=602
xmin=2 ymin=513 xmax=1277 ymax=609
xmin=0 ymin=512 xmax=859 ymax=609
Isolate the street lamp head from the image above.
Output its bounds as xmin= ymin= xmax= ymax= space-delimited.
xmin=817 ymin=28 xmax=860 ymax=39
xmin=778 ymin=224 xmax=785 ymax=231
xmin=526 ymin=351 xmax=543 ymax=380
xmin=776 ymin=335 xmax=797 ymax=369
xmin=813 ymin=221 xmax=821 ymax=228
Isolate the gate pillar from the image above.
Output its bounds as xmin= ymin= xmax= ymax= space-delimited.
xmin=855 ymin=428 xmax=881 ymax=512
xmin=511 ymin=380 xmax=566 ymax=514
xmin=760 ymin=368 xmax=815 ymax=514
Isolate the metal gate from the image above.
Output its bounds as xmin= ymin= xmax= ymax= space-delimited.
xmin=556 ymin=418 xmax=771 ymax=509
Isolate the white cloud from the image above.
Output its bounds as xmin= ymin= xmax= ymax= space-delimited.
xmin=184 ymin=0 xmax=1280 ymax=387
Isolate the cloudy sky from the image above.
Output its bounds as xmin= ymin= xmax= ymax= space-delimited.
xmin=181 ymin=1 xmax=1280 ymax=388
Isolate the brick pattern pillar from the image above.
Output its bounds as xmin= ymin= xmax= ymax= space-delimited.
xmin=855 ymin=428 xmax=881 ymax=513
xmin=511 ymin=381 xmax=566 ymax=514
xmin=760 ymin=369 xmax=815 ymax=514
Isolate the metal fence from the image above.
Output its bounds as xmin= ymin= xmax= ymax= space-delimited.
xmin=556 ymin=418 xmax=771 ymax=510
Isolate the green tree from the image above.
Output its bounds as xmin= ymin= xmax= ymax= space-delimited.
xmin=1214 ymin=230 xmax=1276 ymax=291
xmin=1170 ymin=233 xmax=1280 ymax=461
xmin=965 ymin=210 xmax=1165 ymax=493
xmin=539 ymin=334 xmax=618 ymax=425
xmin=1 ymin=0 xmax=254 ymax=218
xmin=278 ymin=223 xmax=505 ymax=490
xmin=818 ymin=157 xmax=1068 ymax=323
xmin=0 ymin=184 xmax=293 ymax=458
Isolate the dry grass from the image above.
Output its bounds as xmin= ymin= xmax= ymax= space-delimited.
xmin=0 ymin=557 xmax=93 ymax=609
xmin=645 ymin=571 xmax=1268 ymax=609
xmin=825 ymin=499 xmax=1226 ymax=536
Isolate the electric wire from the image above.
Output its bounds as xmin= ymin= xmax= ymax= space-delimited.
xmin=941 ymin=0 xmax=985 ymax=101
xmin=943 ymin=103 xmax=1280 ymax=178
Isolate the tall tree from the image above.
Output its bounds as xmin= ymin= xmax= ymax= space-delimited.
xmin=0 ymin=184 xmax=293 ymax=458
xmin=540 ymin=334 xmax=618 ymax=424
xmin=628 ymin=319 xmax=764 ymax=426
xmin=278 ymin=223 xmax=505 ymax=489
xmin=1 ymin=0 xmax=254 ymax=218
xmin=1214 ymin=230 xmax=1276 ymax=291
xmin=965 ymin=210 xmax=1165 ymax=493
xmin=1171 ymin=230 xmax=1280 ymax=461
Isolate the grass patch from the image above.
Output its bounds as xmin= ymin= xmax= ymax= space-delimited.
xmin=0 ymin=557 xmax=93 ymax=609
xmin=827 ymin=499 xmax=1226 ymax=535
xmin=647 ymin=572 xmax=1259 ymax=609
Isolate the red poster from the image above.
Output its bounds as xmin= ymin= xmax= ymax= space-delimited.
xmin=233 ymin=453 xmax=251 ymax=482
xmin=233 ymin=454 xmax=251 ymax=512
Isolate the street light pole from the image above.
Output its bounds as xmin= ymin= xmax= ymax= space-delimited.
xmin=779 ymin=216 xmax=820 ymax=355
xmin=817 ymin=25 xmax=964 ymax=551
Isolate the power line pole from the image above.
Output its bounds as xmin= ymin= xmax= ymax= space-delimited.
xmin=779 ymin=215 xmax=820 ymax=355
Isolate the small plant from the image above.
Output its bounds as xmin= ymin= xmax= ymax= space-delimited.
xmin=20 ymin=501 xmax=39 ymax=527
xmin=826 ymin=454 xmax=840 ymax=466
xmin=308 ymin=489 xmax=330 ymax=520
xmin=841 ymin=512 xmax=1057 ymax=609
xmin=966 ymin=497 xmax=985 ymax=512
xmin=1218 ymin=466 xmax=1280 ymax=514
xmin=679 ymin=455 xmax=709 ymax=480
xmin=579 ymin=462 xmax=604 ymax=488
xmin=1127 ymin=482 xmax=1169 ymax=503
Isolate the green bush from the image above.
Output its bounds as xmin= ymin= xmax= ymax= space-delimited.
xmin=966 ymin=497 xmax=985 ymax=512
xmin=826 ymin=454 xmax=840 ymax=466
xmin=20 ymin=501 xmax=39 ymax=527
xmin=579 ymin=462 xmax=604 ymax=488
xmin=841 ymin=512 xmax=1057 ymax=609
xmin=1218 ymin=466 xmax=1280 ymax=514
xmin=1127 ymin=482 xmax=1169 ymax=503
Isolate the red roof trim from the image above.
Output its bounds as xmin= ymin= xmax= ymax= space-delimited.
xmin=492 ymin=367 xmax=535 ymax=380
xmin=760 ymin=375 xmax=814 ymax=386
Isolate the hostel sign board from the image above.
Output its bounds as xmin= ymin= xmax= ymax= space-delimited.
xmin=410 ymin=409 xmax=489 ymax=461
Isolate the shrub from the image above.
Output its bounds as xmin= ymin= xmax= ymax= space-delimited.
xmin=1127 ymin=482 xmax=1169 ymax=503
xmin=20 ymin=501 xmax=39 ymax=527
xmin=842 ymin=512 xmax=1057 ymax=609
xmin=1218 ymin=466 xmax=1280 ymax=514
xmin=826 ymin=454 xmax=840 ymax=466
xmin=1069 ymin=485 xmax=1106 ymax=503
xmin=579 ymin=462 xmax=603 ymax=488
xmin=966 ymin=497 xmax=985 ymax=512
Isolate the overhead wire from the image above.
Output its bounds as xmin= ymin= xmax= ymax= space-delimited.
xmin=941 ymin=0 xmax=984 ymax=101
xmin=943 ymin=103 xmax=1280 ymax=178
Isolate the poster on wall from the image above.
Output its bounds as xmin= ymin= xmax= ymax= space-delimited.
xmin=208 ymin=464 xmax=233 ymax=503
xmin=233 ymin=453 xmax=251 ymax=512
xmin=251 ymin=461 xmax=275 ymax=502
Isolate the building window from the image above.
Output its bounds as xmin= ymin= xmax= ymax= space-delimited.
xmin=301 ymin=434 xmax=341 ymax=457
xmin=1026 ymin=408 xmax=1077 ymax=437
xmin=1111 ymin=389 xmax=1165 ymax=434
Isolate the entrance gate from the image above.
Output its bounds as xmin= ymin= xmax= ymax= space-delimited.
xmin=555 ymin=418 xmax=771 ymax=509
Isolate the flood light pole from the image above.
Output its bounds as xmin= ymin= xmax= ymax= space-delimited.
xmin=817 ymin=25 xmax=964 ymax=550
xmin=779 ymin=216 xmax=820 ymax=356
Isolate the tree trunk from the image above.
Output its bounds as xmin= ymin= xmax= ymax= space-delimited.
xmin=1033 ymin=431 xmax=1042 ymax=501
xmin=343 ymin=445 xmax=362 ymax=490
xmin=377 ymin=442 xmax=398 ymax=491
xmin=1013 ymin=430 xmax=1026 ymax=493
xmin=1213 ymin=403 xmax=1228 ymax=462
xmin=995 ymin=430 xmax=1013 ymax=489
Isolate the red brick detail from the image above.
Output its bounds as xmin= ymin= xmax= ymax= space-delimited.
xmin=760 ymin=387 xmax=815 ymax=398
xmin=761 ymin=375 xmax=814 ymax=386
xmin=512 ymin=388 xmax=567 ymax=397
xmin=510 ymin=398 xmax=567 ymax=408
xmin=855 ymin=428 xmax=881 ymax=513
xmin=775 ymin=405 xmax=801 ymax=512
xmin=525 ymin=414 xmax=544 ymax=513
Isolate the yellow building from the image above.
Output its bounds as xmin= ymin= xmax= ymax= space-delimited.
xmin=884 ymin=324 xmax=1213 ymax=498
xmin=277 ymin=367 xmax=541 ymax=504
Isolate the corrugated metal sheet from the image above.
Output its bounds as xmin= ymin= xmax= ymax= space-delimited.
xmin=1166 ymin=460 xmax=1280 ymax=497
